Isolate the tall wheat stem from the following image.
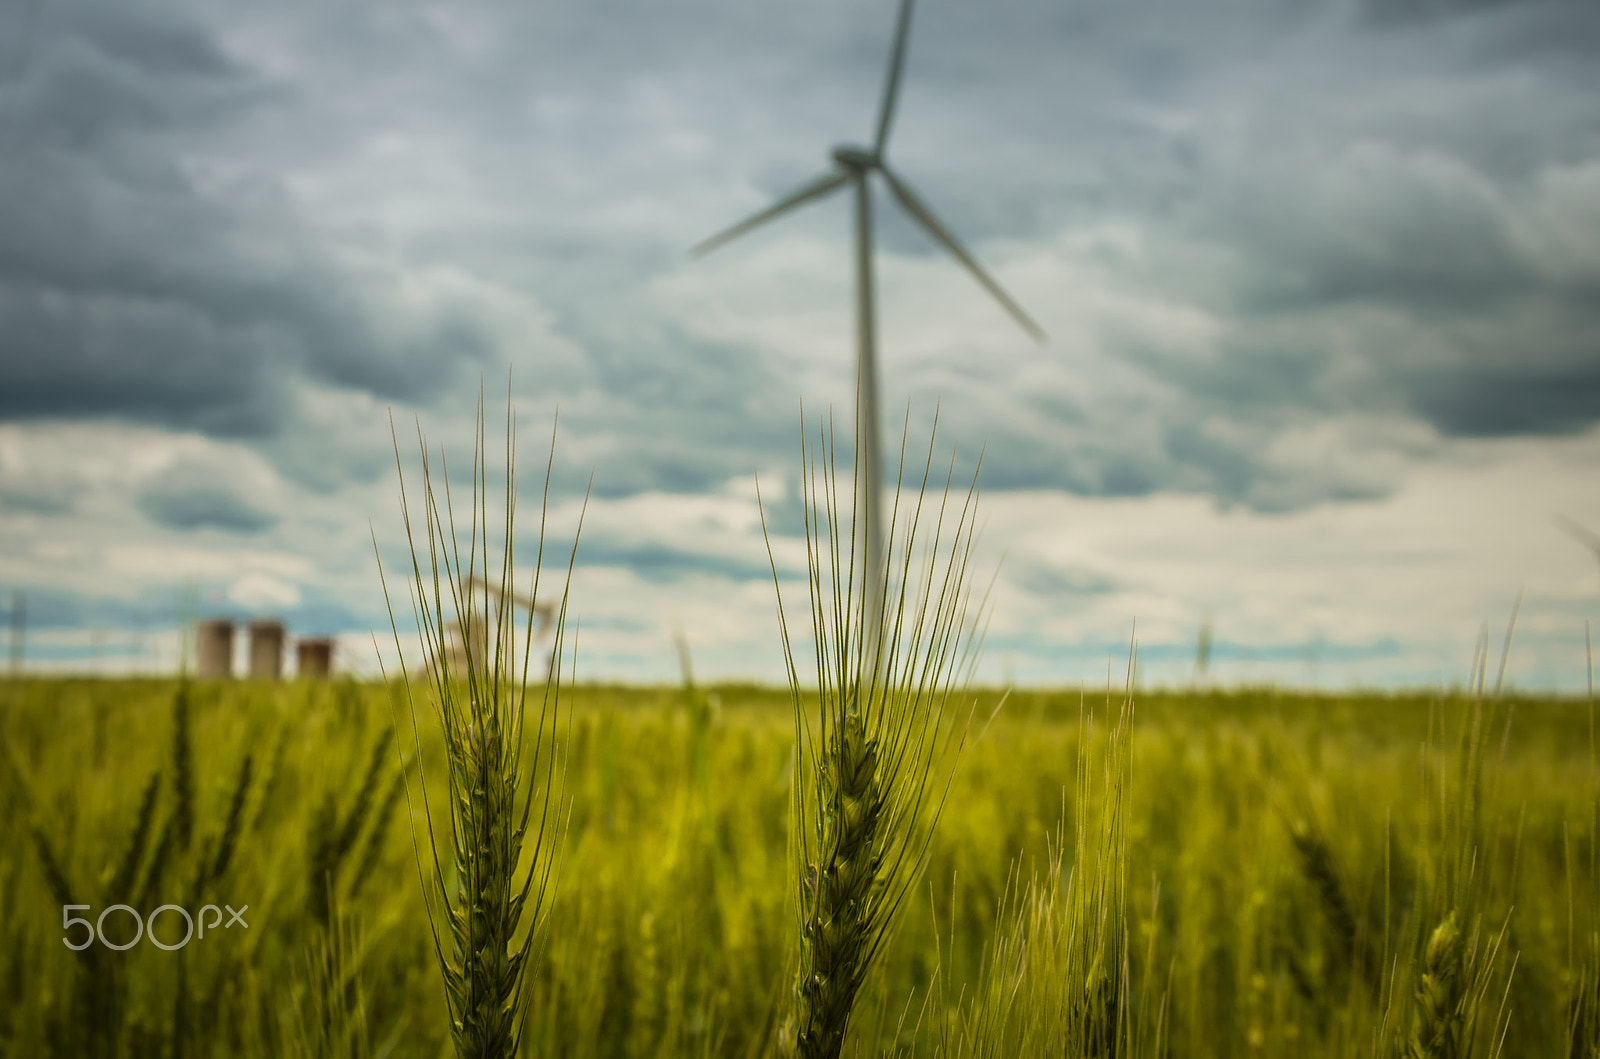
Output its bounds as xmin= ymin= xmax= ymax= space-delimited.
xmin=763 ymin=406 xmax=987 ymax=1059
xmin=376 ymin=390 xmax=586 ymax=1059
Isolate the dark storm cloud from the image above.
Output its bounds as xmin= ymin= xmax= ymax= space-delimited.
xmin=538 ymin=312 xmax=804 ymax=498
xmin=1010 ymin=558 xmax=1119 ymax=598
xmin=0 ymin=479 xmax=76 ymax=516
xmin=137 ymin=482 xmax=277 ymax=534
xmin=563 ymin=315 xmax=783 ymax=425
xmin=1224 ymin=155 xmax=1528 ymax=314
xmin=1 ymin=0 xmax=1598 ymax=514
xmin=1084 ymin=4 xmax=1600 ymax=450
xmin=1412 ymin=355 xmax=1600 ymax=437
xmin=884 ymin=373 xmax=1362 ymax=512
xmin=132 ymin=451 xmax=278 ymax=533
xmin=0 ymin=1 xmax=485 ymax=436
xmin=1356 ymin=0 xmax=1584 ymax=30
xmin=578 ymin=542 xmax=783 ymax=585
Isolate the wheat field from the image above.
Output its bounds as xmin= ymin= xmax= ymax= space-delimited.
xmin=0 ymin=675 xmax=1594 ymax=1058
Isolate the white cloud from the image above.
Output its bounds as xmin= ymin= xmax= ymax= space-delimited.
xmin=227 ymin=572 xmax=303 ymax=610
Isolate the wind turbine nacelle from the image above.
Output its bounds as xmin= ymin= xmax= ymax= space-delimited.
xmin=831 ymin=145 xmax=880 ymax=171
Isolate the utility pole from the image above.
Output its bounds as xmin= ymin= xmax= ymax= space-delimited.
xmin=9 ymin=590 xmax=23 ymax=677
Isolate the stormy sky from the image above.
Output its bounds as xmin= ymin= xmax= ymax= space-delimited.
xmin=1 ymin=0 xmax=1597 ymax=689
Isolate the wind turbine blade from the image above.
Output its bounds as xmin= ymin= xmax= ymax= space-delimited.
xmin=690 ymin=169 xmax=850 ymax=257
xmin=1554 ymin=513 xmax=1600 ymax=557
xmin=873 ymin=0 xmax=917 ymax=155
xmin=880 ymin=165 xmax=1046 ymax=343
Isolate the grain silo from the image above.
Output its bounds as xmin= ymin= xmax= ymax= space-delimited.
xmin=296 ymin=637 xmax=333 ymax=679
xmin=248 ymin=619 xmax=285 ymax=680
xmin=196 ymin=618 xmax=235 ymax=679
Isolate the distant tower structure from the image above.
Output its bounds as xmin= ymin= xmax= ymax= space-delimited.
xmin=429 ymin=575 xmax=555 ymax=681
xmin=196 ymin=618 xmax=235 ymax=679
xmin=8 ymin=590 xmax=22 ymax=677
xmin=248 ymin=619 xmax=285 ymax=680
xmin=297 ymin=637 xmax=334 ymax=679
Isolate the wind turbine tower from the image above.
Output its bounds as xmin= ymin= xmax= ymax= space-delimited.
xmin=693 ymin=0 xmax=1045 ymax=661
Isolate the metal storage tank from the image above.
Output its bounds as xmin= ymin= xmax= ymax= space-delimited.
xmin=296 ymin=637 xmax=333 ymax=679
xmin=196 ymin=618 xmax=235 ymax=679
xmin=248 ymin=619 xmax=285 ymax=680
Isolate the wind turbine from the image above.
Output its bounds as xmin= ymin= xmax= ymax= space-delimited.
xmin=692 ymin=0 xmax=1045 ymax=659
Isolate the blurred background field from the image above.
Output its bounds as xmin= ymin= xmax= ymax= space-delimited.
xmin=0 ymin=676 xmax=1595 ymax=1057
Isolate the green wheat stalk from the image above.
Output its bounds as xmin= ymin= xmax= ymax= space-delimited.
xmin=376 ymin=391 xmax=586 ymax=1059
xmin=934 ymin=668 xmax=1144 ymax=1058
xmin=762 ymin=407 xmax=988 ymax=1059
xmin=1408 ymin=911 xmax=1464 ymax=1059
